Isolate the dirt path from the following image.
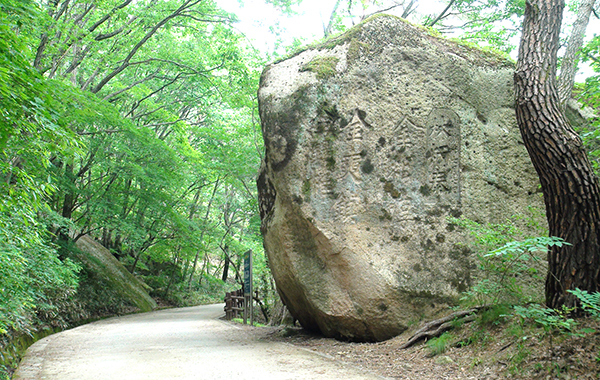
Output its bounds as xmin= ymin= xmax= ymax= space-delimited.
xmin=13 ymin=304 xmax=387 ymax=380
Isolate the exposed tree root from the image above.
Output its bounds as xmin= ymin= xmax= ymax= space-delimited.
xmin=401 ymin=306 xmax=488 ymax=349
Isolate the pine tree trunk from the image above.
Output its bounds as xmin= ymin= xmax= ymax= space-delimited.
xmin=515 ymin=0 xmax=600 ymax=308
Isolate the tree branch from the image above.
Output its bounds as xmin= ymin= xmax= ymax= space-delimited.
xmin=103 ymin=71 xmax=159 ymax=101
xmin=91 ymin=0 xmax=204 ymax=94
xmin=77 ymin=129 xmax=125 ymax=136
xmin=428 ymin=0 xmax=457 ymax=27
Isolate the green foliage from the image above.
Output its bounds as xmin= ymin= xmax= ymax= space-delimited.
xmin=424 ymin=0 xmax=525 ymax=54
xmin=448 ymin=216 xmax=521 ymax=251
xmin=1 ymin=3 xmax=277 ymax=374
xmin=476 ymin=304 xmax=511 ymax=326
xmin=264 ymin=0 xmax=303 ymax=14
xmin=449 ymin=215 xmax=558 ymax=306
xmin=568 ymin=288 xmax=600 ymax=319
xmin=167 ymin=281 xmax=233 ymax=307
xmin=19 ymin=0 xmax=267 ymax=310
xmin=231 ymin=317 xmax=266 ymax=327
xmin=508 ymin=341 xmax=531 ymax=375
xmin=514 ymin=304 xmax=579 ymax=335
xmin=427 ymin=331 xmax=455 ymax=356
xmin=0 ymin=2 xmax=82 ymax=336
xmin=577 ymin=35 xmax=600 ymax=173
xmin=448 ymin=214 xmax=585 ymax=368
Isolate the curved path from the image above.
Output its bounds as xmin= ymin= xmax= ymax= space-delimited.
xmin=14 ymin=304 xmax=386 ymax=380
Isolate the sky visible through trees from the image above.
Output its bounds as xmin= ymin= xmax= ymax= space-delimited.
xmin=219 ymin=0 xmax=600 ymax=77
xmin=4 ymin=2 xmax=600 ymax=377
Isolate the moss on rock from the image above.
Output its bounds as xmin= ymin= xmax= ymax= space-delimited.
xmin=300 ymin=56 xmax=340 ymax=79
xmin=74 ymin=236 xmax=157 ymax=312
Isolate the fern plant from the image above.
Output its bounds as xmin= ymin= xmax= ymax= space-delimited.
xmin=448 ymin=214 xmax=560 ymax=307
xmin=568 ymin=288 xmax=600 ymax=319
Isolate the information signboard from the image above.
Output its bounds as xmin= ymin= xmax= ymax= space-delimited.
xmin=243 ymin=250 xmax=252 ymax=296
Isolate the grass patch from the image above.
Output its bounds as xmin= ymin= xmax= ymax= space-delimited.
xmin=231 ymin=318 xmax=266 ymax=327
xmin=426 ymin=332 xmax=455 ymax=356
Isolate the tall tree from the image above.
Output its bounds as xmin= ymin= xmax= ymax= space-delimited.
xmin=557 ymin=0 xmax=596 ymax=105
xmin=515 ymin=0 xmax=600 ymax=308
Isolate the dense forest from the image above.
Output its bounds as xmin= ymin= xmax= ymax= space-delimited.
xmin=0 ymin=0 xmax=269 ymax=368
xmin=3 ymin=0 xmax=600 ymax=378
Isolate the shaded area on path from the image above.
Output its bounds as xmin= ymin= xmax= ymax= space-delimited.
xmin=14 ymin=304 xmax=386 ymax=380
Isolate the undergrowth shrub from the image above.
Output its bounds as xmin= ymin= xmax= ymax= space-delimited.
xmin=446 ymin=213 xmax=594 ymax=375
xmin=514 ymin=304 xmax=579 ymax=336
xmin=476 ymin=304 xmax=511 ymax=327
xmin=449 ymin=212 xmax=558 ymax=307
xmin=164 ymin=272 xmax=237 ymax=307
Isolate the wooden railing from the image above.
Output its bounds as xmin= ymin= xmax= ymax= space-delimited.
xmin=224 ymin=289 xmax=244 ymax=320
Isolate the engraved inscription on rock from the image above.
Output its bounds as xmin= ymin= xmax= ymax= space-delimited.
xmin=305 ymin=105 xmax=461 ymax=228
xmin=425 ymin=109 xmax=461 ymax=205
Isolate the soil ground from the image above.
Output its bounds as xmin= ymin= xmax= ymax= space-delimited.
xmin=13 ymin=304 xmax=382 ymax=380
xmin=13 ymin=303 xmax=600 ymax=379
xmin=247 ymin=313 xmax=600 ymax=379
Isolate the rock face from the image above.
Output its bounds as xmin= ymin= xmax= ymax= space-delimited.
xmin=257 ymin=15 xmax=543 ymax=341
xmin=75 ymin=235 xmax=157 ymax=312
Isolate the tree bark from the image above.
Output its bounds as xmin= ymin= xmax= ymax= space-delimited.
xmin=515 ymin=0 xmax=600 ymax=308
xmin=221 ymin=244 xmax=230 ymax=282
xmin=557 ymin=0 xmax=596 ymax=105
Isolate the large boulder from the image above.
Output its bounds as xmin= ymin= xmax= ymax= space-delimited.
xmin=257 ymin=15 xmax=543 ymax=341
xmin=75 ymin=235 xmax=157 ymax=312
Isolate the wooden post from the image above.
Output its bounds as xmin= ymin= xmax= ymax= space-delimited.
xmin=225 ymin=292 xmax=229 ymax=320
xmin=236 ymin=289 xmax=242 ymax=319
xmin=224 ymin=289 xmax=245 ymax=321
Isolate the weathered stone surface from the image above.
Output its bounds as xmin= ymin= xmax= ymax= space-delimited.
xmin=257 ymin=15 xmax=543 ymax=341
xmin=75 ymin=235 xmax=157 ymax=312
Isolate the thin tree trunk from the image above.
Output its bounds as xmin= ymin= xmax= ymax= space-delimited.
xmin=130 ymin=235 xmax=155 ymax=274
xmin=515 ymin=0 xmax=600 ymax=308
xmin=401 ymin=0 xmax=418 ymax=19
xmin=164 ymin=247 xmax=181 ymax=297
xmin=61 ymin=161 xmax=76 ymax=219
xmin=198 ymin=253 xmax=209 ymax=286
xmin=219 ymin=243 xmax=242 ymax=283
xmin=323 ymin=0 xmax=342 ymax=37
xmin=187 ymin=178 xmax=220 ymax=289
xmin=557 ymin=0 xmax=596 ymax=105
xmin=221 ymin=244 xmax=230 ymax=282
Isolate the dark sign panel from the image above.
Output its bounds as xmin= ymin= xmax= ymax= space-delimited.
xmin=243 ymin=250 xmax=252 ymax=296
